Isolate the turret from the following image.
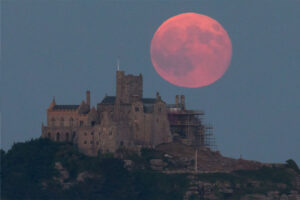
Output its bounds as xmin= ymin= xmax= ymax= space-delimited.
xmin=86 ymin=90 xmax=90 ymax=108
xmin=181 ymin=95 xmax=185 ymax=109
xmin=156 ymin=92 xmax=162 ymax=101
xmin=175 ymin=95 xmax=180 ymax=106
xmin=116 ymin=71 xmax=143 ymax=104
xmin=48 ymin=97 xmax=56 ymax=110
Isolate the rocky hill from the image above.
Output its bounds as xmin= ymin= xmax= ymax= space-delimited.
xmin=1 ymin=139 xmax=299 ymax=200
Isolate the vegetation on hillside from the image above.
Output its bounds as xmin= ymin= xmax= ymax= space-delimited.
xmin=1 ymin=138 xmax=299 ymax=200
xmin=1 ymin=139 xmax=188 ymax=200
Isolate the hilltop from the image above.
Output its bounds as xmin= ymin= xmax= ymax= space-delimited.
xmin=1 ymin=138 xmax=299 ymax=200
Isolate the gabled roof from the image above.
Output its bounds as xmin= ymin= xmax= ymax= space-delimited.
xmin=101 ymin=96 xmax=116 ymax=104
xmin=53 ymin=105 xmax=79 ymax=110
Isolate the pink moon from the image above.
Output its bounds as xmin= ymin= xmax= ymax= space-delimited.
xmin=150 ymin=12 xmax=232 ymax=88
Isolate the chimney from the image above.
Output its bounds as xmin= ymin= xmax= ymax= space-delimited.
xmin=181 ymin=95 xmax=185 ymax=109
xmin=156 ymin=92 xmax=161 ymax=101
xmin=175 ymin=95 xmax=180 ymax=106
xmin=86 ymin=90 xmax=90 ymax=107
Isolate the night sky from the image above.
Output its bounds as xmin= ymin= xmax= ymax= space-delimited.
xmin=2 ymin=1 xmax=300 ymax=165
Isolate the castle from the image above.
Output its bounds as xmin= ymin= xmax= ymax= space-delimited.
xmin=42 ymin=70 xmax=212 ymax=156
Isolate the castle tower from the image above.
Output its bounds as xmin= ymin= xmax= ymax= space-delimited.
xmin=175 ymin=95 xmax=180 ymax=106
xmin=116 ymin=71 xmax=143 ymax=104
xmin=181 ymin=95 xmax=185 ymax=109
xmin=86 ymin=90 xmax=90 ymax=108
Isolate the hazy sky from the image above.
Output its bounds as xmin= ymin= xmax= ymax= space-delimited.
xmin=1 ymin=1 xmax=299 ymax=164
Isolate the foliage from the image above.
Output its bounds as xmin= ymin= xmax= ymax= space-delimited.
xmin=1 ymin=139 xmax=298 ymax=200
xmin=1 ymin=139 xmax=60 ymax=199
xmin=286 ymin=159 xmax=300 ymax=174
xmin=234 ymin=166 xmax=294 ymax=185
xmin=1 ymin=138 xmax=188 ymax=200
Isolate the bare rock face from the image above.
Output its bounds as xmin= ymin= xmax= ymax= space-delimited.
xmin=54 ymin=162 xmax=69 ymax=180
xmin=76 ymin=171 xmax=95 ymax=182
xmin=53 ymin=162 xmax=71 ymax=189
xmin=241 ymin=192 xmax=300 ymax=200
xmin=53 ymin=162 xmax=99 ymax=189
xmin=150 ymin=159 xmax=167 ymax=170
xmin=123 ymin=159 xmax=134 ymax=170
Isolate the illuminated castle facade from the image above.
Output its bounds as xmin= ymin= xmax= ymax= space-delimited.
xmin=41 ymin=70 xmax=209 ymax=156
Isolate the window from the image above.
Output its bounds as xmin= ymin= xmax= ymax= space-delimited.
xmin=84 ymin=132 xmax=87 ymax=136
xmin=120 ymin=141 xmax=124 ymax=146
xmin=135 ymin=107 xmax=139 ymax=112
xmin=109 ymin=131 xmax=112 ymax=136
xmin=66 ymin=132 xmax=69 ymax=141
xmin=48 ymin=132 xmax=51 ymax=138
xmin=91 ymin=121 xmax=96 ymax=126
xmin=72 ymin=132 xmax=76 ymax=140
xmin=90 ymin=141 xmax=94 ymax=144
xmin=158 ymin=107 xmax=162 ymax=112
xmin=84 ymin=140 xmax=87 ymax=144
xmin=99 ymin=132 xmax=101 ymax=136
xmin=56 ymin=132 xmax=60 ymax=141
xmin=70 ymin=118 xmax=74 ymax=127
xmin=135 ymin=124 xmax=139 ymax=131
xmin=96 ymin=141 xmax=99 ymax=145
xmin=91 ymin=132 xmax=94 ymax=136
xmin=80 ymin=121 xmax=83 ymax=126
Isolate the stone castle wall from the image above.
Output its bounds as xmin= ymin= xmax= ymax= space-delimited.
xmin=42 ymin=71 xmax=173 ymax=156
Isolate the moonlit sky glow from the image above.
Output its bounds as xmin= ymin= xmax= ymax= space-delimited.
xmin=1 ymin=1 xmax=300 ymax=164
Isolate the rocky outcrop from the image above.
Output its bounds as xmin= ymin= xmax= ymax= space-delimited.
xmin=52 ymin=162 xmax=99 ymax=189
xmin=157 ymin=142 xmax=263 ymax=173
xmin=150 ymin=159 xmax=167 ymax=170
xmin=241 ymin=191 xmax=300 ymax=200
xmin=183 ymin=174 xmax=300 ymax=200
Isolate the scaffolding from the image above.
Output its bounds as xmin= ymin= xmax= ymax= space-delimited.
xmin=167 ymin=109 xmax=217 ymax=151
xmin=204 ymin=124 xmax=217 ymax=151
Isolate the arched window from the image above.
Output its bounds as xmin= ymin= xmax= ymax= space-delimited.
xmin=135 ymin=123 xmax=139 ymax=131
xmin=70 ymin=118 xmax=74 ymax=127
xmin=60 ymin=117 xmax=64 ymax=127
xmin=56 ymin=132 xmax=60 ymax=141
xmin=48 ymin=132 xmax=51 ymax=139
xmin=66 ymin=132 xmax=69 ymax=141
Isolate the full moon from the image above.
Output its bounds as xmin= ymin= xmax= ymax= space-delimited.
xmin=150 ymin=12 xmax=232 ymax=88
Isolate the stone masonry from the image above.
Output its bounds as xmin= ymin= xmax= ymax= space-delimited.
xmin=41 ymin=70 xmax=207 ymax=156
